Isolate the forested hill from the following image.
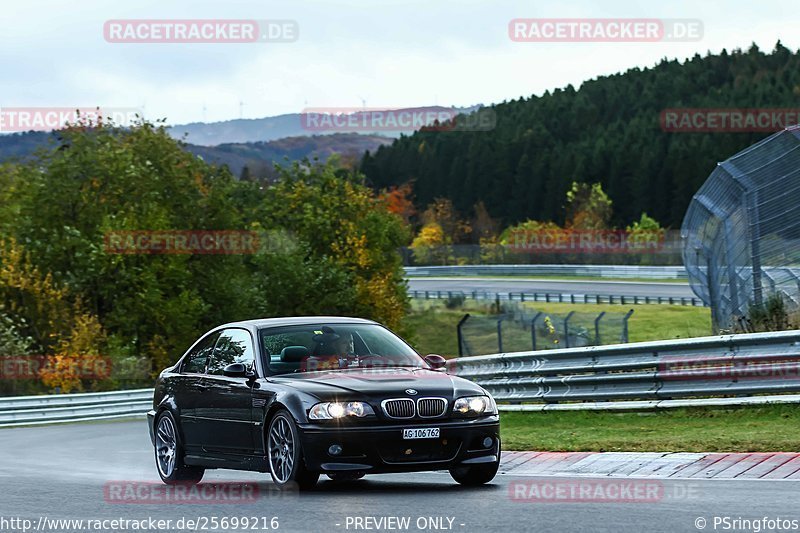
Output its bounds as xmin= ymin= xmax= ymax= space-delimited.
xmin=360 ymin=43 xmax=800 ymax=228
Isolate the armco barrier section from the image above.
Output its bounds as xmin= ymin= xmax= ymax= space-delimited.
xmin=447 ymin=330 xmax=800 ymax=408
xmin=409 ymin=289 xmax=705 ymax=307
xmin=0 ymin=388 xmax=152 ymax=427
xmin=405 ymin=265 xmax=689 ymax=279
xmin=3 ymin=330 xmax=800 ymax=425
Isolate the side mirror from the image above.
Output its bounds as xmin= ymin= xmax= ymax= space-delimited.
xmin=223 ymin=363 xmax=253 ymax=378
xmin=424 ymin=354 xmax=447 ymax=370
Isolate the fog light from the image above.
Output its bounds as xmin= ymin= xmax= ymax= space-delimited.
xmin=482 ymin=437 xmax=493 ymax=449
xmin=328 ymin=444 xmax=343 ymax=456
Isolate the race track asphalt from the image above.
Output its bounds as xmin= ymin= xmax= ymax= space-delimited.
xmin=0 ymin=420 xmax=796 ymax=533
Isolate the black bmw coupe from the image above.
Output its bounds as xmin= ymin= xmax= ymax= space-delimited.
xmin=147 ymin=317 xmax=500 ymax=490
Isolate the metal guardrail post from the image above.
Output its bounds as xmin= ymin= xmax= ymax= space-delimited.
xmin=594 ymin=311 xmax=606 ymax=345
xmin=531 ymin=312 xmax=543 ymax=351
xmin=456 ymin=313 xmax=470 ymax=357
xmin=621 ymin=308 xmax=634 ymax=343
xmin=564 ymin=311 xmax=575 ymax=348
xmin=497 ymin=316 xmax=504 ymax=353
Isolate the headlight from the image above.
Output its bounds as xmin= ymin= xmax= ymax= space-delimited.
xmin=453 ymin=395 xmax=497 ymax=416
xmin=308 ymin=401 xmax=375 ymax=420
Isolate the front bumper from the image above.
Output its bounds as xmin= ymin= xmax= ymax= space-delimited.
xmin=297 ymin=415 xmax=500 ymax=474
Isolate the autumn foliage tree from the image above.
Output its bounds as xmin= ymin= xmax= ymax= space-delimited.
xmin=565 ymin=182 xmax=613 ymax=230
xmin=0 ymin=119 xmax=412 ymax=392
xmin=380 ymin=182 xmax=416 ymax=226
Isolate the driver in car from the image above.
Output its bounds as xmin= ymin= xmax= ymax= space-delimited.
xmin=310 ymin=327 xmax=359 ymax=369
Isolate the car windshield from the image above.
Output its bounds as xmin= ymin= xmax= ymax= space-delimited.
xmin=260 ymin=323 xmax=424 ymax=376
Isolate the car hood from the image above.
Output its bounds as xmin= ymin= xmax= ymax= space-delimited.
xmin=269 ymin=367 xmax=484 ymax=401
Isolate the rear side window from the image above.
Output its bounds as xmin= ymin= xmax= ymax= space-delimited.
xmin=183 ymin=332 xmax=220 ymax=374
xmin=207 ymin=328 xmax=256 ymax=376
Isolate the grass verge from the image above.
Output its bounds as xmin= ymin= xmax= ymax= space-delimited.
xmin=405 ymin=300 xmax=711 ymax=357
xmin=500 ymin=405 xmax=800 ymax=452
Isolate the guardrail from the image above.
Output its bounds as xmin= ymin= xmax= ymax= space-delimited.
xmin=409 ymin=289 xmax=706 ymax=307
xmin=447 ymin=330 xmax=800 ymax=410
xmin=405 ymin=265 xmax=689 ymax=279
xmin=0 ymin=388 xmax=151 ymax=427
xmin=3 ymin=330 xmax=800 ymax=426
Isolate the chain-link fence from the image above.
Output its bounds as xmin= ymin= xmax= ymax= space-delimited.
xmin=682 ymin=125 xmax=800 ymax=331
xmin=457 ymin=302 xmax=633 ymax=356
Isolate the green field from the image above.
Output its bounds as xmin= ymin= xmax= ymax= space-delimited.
xmin=402 ymin=299 xmax=784 ymax=454
xmin=500 ymin=405 xmax=800 ymax=452
xmin=405 ymin=300 xmax=711 ymax=357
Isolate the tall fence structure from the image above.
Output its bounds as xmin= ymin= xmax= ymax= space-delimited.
xmin=682 ymin=125 xmax=800 ymax=332
xmin=456 ymin=302 xmax=633 ymax=356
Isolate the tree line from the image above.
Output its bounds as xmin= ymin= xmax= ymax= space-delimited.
xmin=0 ymin=120 xmax=409 ymax=393
xmin=361 ymin=42 xmax=800 ymax=229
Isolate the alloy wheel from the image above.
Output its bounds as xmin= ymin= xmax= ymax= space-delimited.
xmin=156 ymin=415 xmax=177 ymax=478
xmin=268 ymin=416 xmax=295 ymax=483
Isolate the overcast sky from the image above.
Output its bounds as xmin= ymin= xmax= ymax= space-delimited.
xmin=1 ymin=0 xmax=797 ymax=125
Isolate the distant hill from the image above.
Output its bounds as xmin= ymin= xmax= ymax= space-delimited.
xmin=167 ymin=105 xmax=482 ymax=146
xmin=361 ymin=43 xmax=800 ymax=228
xmin=0 ymin=131 xmax=392 ymax=177
xmin=185 ymin=133 xmax=393 ymax=176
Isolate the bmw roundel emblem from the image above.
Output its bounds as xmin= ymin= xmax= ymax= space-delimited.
xmin=405 ymin=389 xmax=418 ymax=395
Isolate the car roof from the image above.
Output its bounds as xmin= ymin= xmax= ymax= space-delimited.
xmin=216 ymin=316 xmax=380 ymax=331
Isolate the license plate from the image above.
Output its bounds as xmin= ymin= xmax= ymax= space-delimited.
xmin=402 ymin=427 xmax=440 ymax=440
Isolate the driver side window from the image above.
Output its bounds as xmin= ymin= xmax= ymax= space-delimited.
xmin=182 ymin=332 xmax=220 ymax=374
xmin=207 ymin=328 xmax=256 ymax=376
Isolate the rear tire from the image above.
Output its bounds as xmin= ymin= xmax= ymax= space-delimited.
xmin=267 ymin=410 xmax=319 ymax=490
xmin=449 ymin=459 xmax=499 ymax=486
xmin=154 ymin=411 xmax=205 ymax=485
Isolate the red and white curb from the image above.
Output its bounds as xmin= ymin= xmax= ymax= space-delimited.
xmin=500 ymin=451 xmax=800 ymax=480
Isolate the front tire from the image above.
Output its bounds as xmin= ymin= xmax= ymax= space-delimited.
xmin=267 ymin=410 xmax=319 ymax=490
xmin=154 ymin=411 xmax=205 ymax=485
xmin=449 ymin=459 xmax=499 ymax=486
